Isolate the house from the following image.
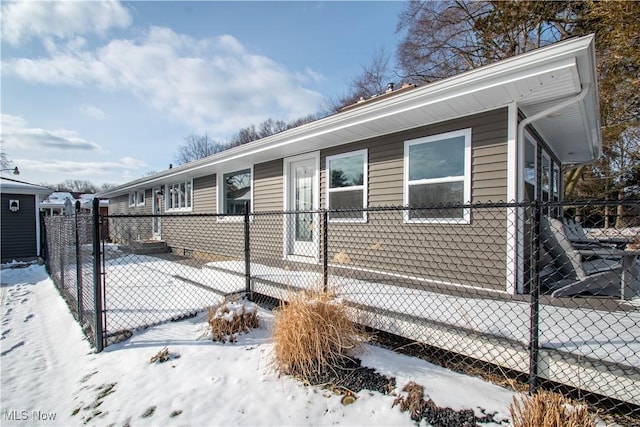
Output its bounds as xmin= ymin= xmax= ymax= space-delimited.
xmin=1 ymin=177 xmax=52 ymax=262
xmin=40 ymin=191 xmax=77 ymax=216
xmin=98 ymin=35 xmax=602 ymax=295
xmin=40 ymin=192 xmax=109 ymax=215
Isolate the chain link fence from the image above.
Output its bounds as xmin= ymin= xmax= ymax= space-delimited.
xmin=43 ymin=199 xmax=640 ymax=420
xmin=43 ymin=210 xmax=97 ymax=344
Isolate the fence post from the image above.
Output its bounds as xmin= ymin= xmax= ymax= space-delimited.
xmin=322 ymin=209 xmax=328 ymax=292
xmin=75 ymin=201 xmax=83 ymax=319
xmin=59 ymin=216 xmax=64 ymax=290
xmin=529 ymin=200 xmax=541 ymax=393
xmin=244 ymin=201 xmax=251 ymax=300
xmin=92 ymin=197 xmax=104 ymax=352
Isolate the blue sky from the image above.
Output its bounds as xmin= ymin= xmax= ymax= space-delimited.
xmin=1 ymin=1 xmax=406 ymax=187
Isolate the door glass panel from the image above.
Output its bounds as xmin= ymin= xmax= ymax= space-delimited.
xmin=294 ymin=164 xmax=313 ymax=242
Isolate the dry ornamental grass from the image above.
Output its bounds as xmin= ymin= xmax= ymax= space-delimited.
xmin=272 ymin=289 xmax=366 ymax=383
xmin=208 ymin=297 xmax=259 ymax=343
xmin=510 ymin=390 xmax=595 ymax=427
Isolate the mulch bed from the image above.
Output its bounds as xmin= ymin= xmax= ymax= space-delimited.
xmin=303 ymin=357 xmax=509 ymax=426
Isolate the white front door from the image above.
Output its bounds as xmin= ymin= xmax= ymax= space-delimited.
xmin=285 ymin=154 xmax=319 ymax=260
xmin=152 ymin=187 xmax=162 ymax=240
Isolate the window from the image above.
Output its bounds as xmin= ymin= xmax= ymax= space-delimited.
xmin=221 ymin=169 xmax=251 ymax=215
xmin=129 ymin=190 xmax=145 ymax=207
xmin=524 ymin=138 xmax=537 ymax=202
xmin=404 ymin=128 xmax=471 ymax=223
xmin=136 ymin=190 xmax=145 ymax=206
xmin=552 ymin=163 xmax=560 ymax=202
xmin=541 ymin=152 xmax=551 ymax=202
xmin=166 ymin=181 xmax=192 ymax=211
xmin=326 ymin=150 xmax=367 ymax=221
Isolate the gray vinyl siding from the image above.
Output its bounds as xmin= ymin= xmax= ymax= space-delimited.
xmin=160 ymin=174 xmax=244 ymax=258
xmin=108 ymin=108 xmax=511 ymax=291
xmin=250 ymin=159 xmax=285 ymax=264
xmin=108 ymin=190 xmax=153 ymax=243
xmin=193 ymin=175 xmax=215 ymax=213
xmin=319 ymin=108 xmax=509 ymax=291
xmin=320 ymin=108 xmax=508 ymax=207
xmin=1 ymin=194 xmax=37 ymax=260
xmin=109 ymin=194 xmax=130 ymax=214
xmin=253 ymin=159 xmax=283 ymax=212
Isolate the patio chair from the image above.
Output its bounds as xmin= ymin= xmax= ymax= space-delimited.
xmin=539 ymin=216 xmax=624 ymax=298
xmin=562 ymin=217 xmax=632 ymax=249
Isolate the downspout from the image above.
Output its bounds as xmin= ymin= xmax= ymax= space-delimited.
xmin=519 ymin=83 xmax=590 ymax=394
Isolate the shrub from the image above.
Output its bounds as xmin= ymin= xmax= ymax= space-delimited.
xmin=510 ymin=390 xmax=595 ymax=427
xmin=272 ymin=289 xmax=366 ymax=382
xmin=208 ymin=297 xmax=259 ymax=343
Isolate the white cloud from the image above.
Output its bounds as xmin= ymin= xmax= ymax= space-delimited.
xmin=2 ymin=28 xmax=325 ymax=135
xmin=1 ymin=0 xmax=132 ymax=45
xmin=79 ymin=105 xmax=110 ymax=120
xmin=1 ymin=114 xmax=101 ymax=151
xmin=15 ymin=157 xmax=148 ymax=178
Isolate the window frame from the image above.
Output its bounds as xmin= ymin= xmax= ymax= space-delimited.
xmin=136 ymin=190 xmax=145 ymax=207
xmin=403 ymin=128 xmax=472 ymax=224
xmin=129 ymin=190 xmax=146 ymax=207
xmin=217 ymin=166 xmax=253 ymax=221
xmin=325 ymin=149 xmax=368 ymax=223
xmin=165 ymin=180 xmax=193 ymax=212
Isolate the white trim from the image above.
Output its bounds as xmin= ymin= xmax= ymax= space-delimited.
xmin=216 ymin=166 xmax=253 ymax=222
xmin=283 ymin=151 xmax=320 ymax=262
xmin=403 ymin=128 xmax=472 ymax=224
xmin=35 ymin=194 xmax=42 ymax=257
xmin=326 ymin=149 xmax=368 ymax=223
xmin=152 ymin=187 xmax=162 ymax=240
xmin=165 ymin=180 xmax=194 ymax=213
xmin=506 ymin=103 xmax=519 ymax=294
xmin=128 ymin=192 xmax=136 ymax=208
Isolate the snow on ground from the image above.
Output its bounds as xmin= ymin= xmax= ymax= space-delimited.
xmin=93 ymin=251 xmax=639 ymax=367
xmin=1 ymin=263 xmax=516 ymax=426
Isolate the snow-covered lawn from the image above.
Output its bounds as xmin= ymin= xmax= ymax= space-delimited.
xmin=1 ymin=263 xmax=517 ymax=426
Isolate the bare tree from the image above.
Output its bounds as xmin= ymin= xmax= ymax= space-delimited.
xmin=395 ymin=1 xmax=639 ymax=204
xmin=396 ymin=1 xmax=580 ymax=83
xmin=1 ymin=139 xmax=13 ymax=170
xmin=327 ymin=47 xmax=394 ymax=113
xmin=175 ymin=133 xmax=224 ymax=164
xmin=228 ymin=116 xmax=320 ymax=147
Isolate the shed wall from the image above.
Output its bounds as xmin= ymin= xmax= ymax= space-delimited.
xmin=1 ymin=194 xmax=37 ymax=260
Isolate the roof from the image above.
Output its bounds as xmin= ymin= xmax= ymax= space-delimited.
xmin=40 ymin=192 xmax=108 ymax=209
xmin=0 ymin=177 xmax=53 ymax=196
xmin=99 ymin=35 xmax=601 ymax=199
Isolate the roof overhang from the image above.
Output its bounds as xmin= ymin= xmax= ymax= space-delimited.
xmin=0 ymin=178 xmax=53 ymax=196
xmin=99 ymin=35 xmax=601 ymax=199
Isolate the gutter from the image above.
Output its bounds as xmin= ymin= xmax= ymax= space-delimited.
xmin=517 ymin=83 xmax=592 ymax=164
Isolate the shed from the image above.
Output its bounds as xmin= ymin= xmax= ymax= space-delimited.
xmin=1 ymin=177 xmax=52 ymax=262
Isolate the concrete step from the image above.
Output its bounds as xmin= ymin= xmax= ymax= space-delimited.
xmin=127 ymin=240 xmax=168 ymax=254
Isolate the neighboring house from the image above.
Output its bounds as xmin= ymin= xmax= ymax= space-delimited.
xmin=98 ymin=35 xmax=602 ymax=295
xmin=0 ymin=177 xmax=52 ymax=262
xmin=40 ymin=192 xmax=77 ymax=216
xmin=40 ymin=192 xmax=108 ymax=216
